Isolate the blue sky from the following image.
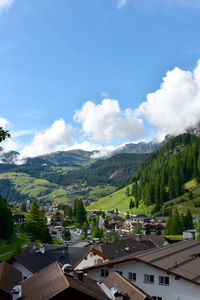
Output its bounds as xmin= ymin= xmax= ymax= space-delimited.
xmin=0 ymin=0 xmax=200 ymax=157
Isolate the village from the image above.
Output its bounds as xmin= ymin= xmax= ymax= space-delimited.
xmin=0 ymin=199 xmax=197 ymax=300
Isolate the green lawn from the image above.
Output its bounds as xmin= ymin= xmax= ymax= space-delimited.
xmin=165 ymin=235 xmax=184 ymax=240
xmin=87 ymin=185 xmax=116 ymax=199
xmin=0 ymin=233 xmax=28 ymax=262
xmin=87 ymin=184 xmax=154 ymax=214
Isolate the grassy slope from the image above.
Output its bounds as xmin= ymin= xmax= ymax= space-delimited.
xmin=0 ymin=172 xmax=70 ymax=203
xmin=0 ymin=171 xmax=116 ymax=204
xmin=87 ymin=179 xmax=200 ymax=215
xmin=87 ymin=184 xmax=154 ymax=214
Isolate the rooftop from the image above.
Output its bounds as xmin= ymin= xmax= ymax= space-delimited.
xmin=21 ymin=261 xmax=109 ymax=300
xmin=84 ymin=239 xmax=200 ymax=286
xmin=0 ymin=261 xmax=22 ymax=293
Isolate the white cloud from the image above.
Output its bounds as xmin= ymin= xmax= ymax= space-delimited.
xmin=0 ymin=117 xmax=10 ymax=128
xmin=12 ymin=130 xmax=34 ymax=138
xmin=0 ymin=0 xmax=14 ymax=11
xmin=20 ymin=119 xmax=75 ymax=158
xmin=137 ymin=59 xmax=200 ymax=140
xmin=68 ymin=141 xmax=116 ymax=158
xmin=74 ymin=99 xmax=144 ymax=143
xmin=117 ymin=0 xmax=128 ymax=9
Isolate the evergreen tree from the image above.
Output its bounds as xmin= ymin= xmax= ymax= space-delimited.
xmin=91 ymin=226 xmax=103 ymax=239
xmin=168 ymin=176 xmax=176 ymax=199
xmin=24 ymin=201 xmax=52 ymax=243
xmin=0 ymin=196 xmax=14 ymax=239
xmin=20 ymin=200 xmax=27 ymax=212
xmin=184 ymin=209 xmax=193 ymax=230
xmin=126 ymin=186 xmax=130 ymax=196
xmin=73 ymin=198 xmax=86 ymax=225
xmin=64 ymin=229 xmax=71 ymax=240
xmin=132 ymin=221 xmax=141 ymax=235
xmin=82 ymin=221 xmax=88 ymax=236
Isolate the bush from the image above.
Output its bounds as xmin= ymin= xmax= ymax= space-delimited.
xmin=194 ymin=199 xmax=200 ymax=208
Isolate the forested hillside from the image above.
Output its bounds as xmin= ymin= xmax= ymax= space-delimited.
xmin=129 ymin=133 xmax=199 ymax=212
xmin=89 ymin=133 xmax=200 ymax=214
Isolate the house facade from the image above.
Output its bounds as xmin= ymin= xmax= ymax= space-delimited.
xmin=84 ymin=240 xmax=200 ymax=300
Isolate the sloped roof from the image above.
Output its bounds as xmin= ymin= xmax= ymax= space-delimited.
xmin=0 ymin=261 xmax=22 ymax=293
xmin=21 ymin=261 xmax=109 ymax=300
xmin=101 ymin=272 xmax=153 ymax=300
xmin=93 ymin=238 xmax=154 ymax=259
xmin=84 ymin=240 xmax=200 ymax=286
xmin=16 ymin=243 xmax=92 ymax=272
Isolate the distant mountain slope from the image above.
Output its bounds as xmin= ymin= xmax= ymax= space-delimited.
xmin=0 ymin=147 xmax=20 ymax=164
xmin=114 ymin=141 xmax=159 ymax=154
xmin=88 ymin=133 xmax=200 ymax=215
xmin=38 ymin=149 xmax=95 ymax=166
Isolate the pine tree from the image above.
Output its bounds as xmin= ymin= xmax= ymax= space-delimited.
xmin=184 ymin=209 xmax=193 ymax=230
xmin=126 ymin=186 xmax=130 ymax=196
xmin=74 ymin=198 xmax=86 ymax=225
xmin=25 ymin=201 xmax=52 ymax=243
xmin=65 ymin=229 xmax=71 ymax=241
xmin=0 ymin=196 xmax=14 ymax=239
xmin=20 ymin=200 xmax=27 ymax=212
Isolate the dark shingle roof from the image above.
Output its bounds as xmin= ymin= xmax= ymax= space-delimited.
xmin=0 ymin=261 xmax=22 ymax=293
xmin=16 ymin=242 xmax=92 ymax=272
xmin=93 ymin=238 xmax=154 ymax=259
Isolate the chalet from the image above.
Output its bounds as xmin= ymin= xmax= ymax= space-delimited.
xmin=12 ymin=261 xmax=154 ymax=300
xmin=75 ymin=237 xmax=155 ymax=270
xmin=83 ymin=240 xmax=200 ymax=300
xmin=13 ymin=214 xmax=25 ymax=225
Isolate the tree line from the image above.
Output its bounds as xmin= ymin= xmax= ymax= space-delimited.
xmin=127 ymin=134 xmax=200 ymax=212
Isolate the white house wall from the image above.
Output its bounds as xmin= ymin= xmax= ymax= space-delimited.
xmin=13 ymin=261 xmax=34 ymax=279
xmin=87 ymin=260 xmax=200 ymax=300
xmin=76 ymin=252 xmax=105 ymax=270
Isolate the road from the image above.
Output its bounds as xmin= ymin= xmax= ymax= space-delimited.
xmin=69 ymin=229 xmax=81 ymax=243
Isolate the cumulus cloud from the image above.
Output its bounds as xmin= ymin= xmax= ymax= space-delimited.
xmin=0 ymin=0 xmax=14 ymax=11
xmin=0 ymin=117 xmax=10 ymax=128
xmin=20 ymin=119 xmax=75 ymax=158
xmin=74 ymin=99 xmax=144 ymax=143
xmin=117 ymin=0 xmax=128 ymax=9
xmin=137 ymin=60 xmax=200 ymax=140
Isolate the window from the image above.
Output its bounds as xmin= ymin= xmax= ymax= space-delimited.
xmin=159 ymin=276 xmax=169 ymax=286
xmin=116 ymin=271 xmax=123 ymax=276
xmin=128 ymin=272 xmax=136 ymax=281
xmin=152 ymin=297 xmax=162 ymax=300
xmin=144 ymin=274 xmax=154 ymax=284
xmin=100 ymin=269 xmax=109 ymax=277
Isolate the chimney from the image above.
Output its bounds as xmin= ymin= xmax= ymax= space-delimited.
xmin=39 ymin=244 xmax=45 ymax=254
xmin=11 ymin=284 xmax=21 ymax=300
xmin=73 ymin=270 xmax=84 ymax=281
xmin=111 ymin=285 xmax=124 ymax=300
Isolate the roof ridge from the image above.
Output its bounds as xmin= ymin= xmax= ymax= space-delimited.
xmin=135 ymin=239 xmax=195 ymax=259
xmin=147 ymin=241 xmax=199 ymax=263
xmin=56 ymin=261 xmax=70 ymax=287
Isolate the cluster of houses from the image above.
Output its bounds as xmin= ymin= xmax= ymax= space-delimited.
xmin=0 ymin=236 xmax=200 ymax=299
